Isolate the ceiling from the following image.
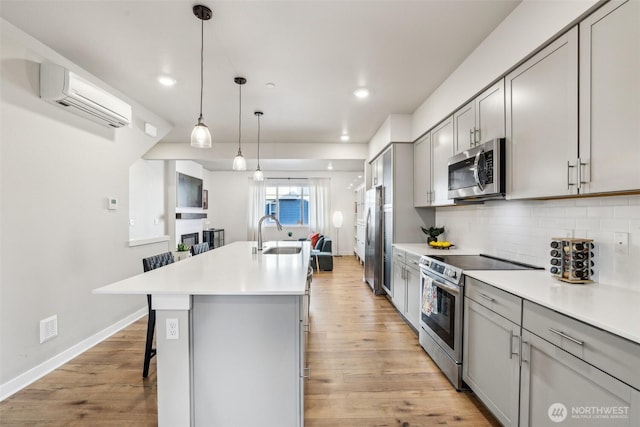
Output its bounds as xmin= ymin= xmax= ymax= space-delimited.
xmin=1 ymin=0 xmax=520 ymax=170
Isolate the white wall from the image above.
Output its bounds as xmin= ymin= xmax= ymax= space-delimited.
xmin=129 ymin=159 xmax=166 ymax=241
xmin=203 ymin=170 xmax=362 ymax=255
xmin=0 ymin=21 xmax=172 ymax=390
xmin=435 ymin=195 xmax=640 ymax=291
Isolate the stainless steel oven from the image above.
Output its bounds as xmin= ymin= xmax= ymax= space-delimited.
xmin=419 ymin=256 xmax=464 ymax=390
xmin=418 ymin=254 xmax=543 ymax=390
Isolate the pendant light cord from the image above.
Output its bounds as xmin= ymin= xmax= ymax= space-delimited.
xmin=238 ymin=84 xmax=242 ymax=152
xmin=256 ymin=113 xmax=261 ymax=168
xmin=199 ymin=16 xmax=204 ymax=120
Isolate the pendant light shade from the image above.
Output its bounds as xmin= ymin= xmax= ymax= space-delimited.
xmin=253 ymin=111 xmax=264 ymax=181
xmin=232 ymin=77 xmax=247 ymax=170
xmin=190 ymin=5 xmax=212 ymax=148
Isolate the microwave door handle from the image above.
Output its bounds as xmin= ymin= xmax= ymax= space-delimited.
xmin=473 ymin=149 xmax=485 ymax=191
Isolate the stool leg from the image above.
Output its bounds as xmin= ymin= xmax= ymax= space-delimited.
xmin=143 ymin=295 xmax=156 ymax=378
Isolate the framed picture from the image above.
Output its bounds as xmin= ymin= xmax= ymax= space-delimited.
xmin=202 ymin=189 xmax=208 ymax=210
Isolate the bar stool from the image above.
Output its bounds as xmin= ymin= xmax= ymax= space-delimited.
xmin=141 ymin=252 xmax=174 ymax=378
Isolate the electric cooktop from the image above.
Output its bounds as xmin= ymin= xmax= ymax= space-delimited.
xmin=429 ymin=254 xmax=544 ymax=271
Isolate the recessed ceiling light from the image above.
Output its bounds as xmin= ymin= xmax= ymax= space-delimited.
xmin=340 ymin=134 xmax=350 ymax=142
xmin=327 ymin=162 xmax=334 ymax=170
xmin=265 ymin=82 xmax=276 ymax=89
xmin=358 ymin=175 xmax=362 ymax=179
xmin=157 ymin=75 xmax=177 ymax=87
xmin=353 ymin=88 xmax=370 ymax=99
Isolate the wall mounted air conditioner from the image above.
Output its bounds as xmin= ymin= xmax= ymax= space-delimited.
xmin=40 ymin=63 xmax=132 ymax=128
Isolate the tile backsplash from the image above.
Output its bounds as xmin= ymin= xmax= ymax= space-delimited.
xmin=435 ymin=194 xmax=640 ymax=291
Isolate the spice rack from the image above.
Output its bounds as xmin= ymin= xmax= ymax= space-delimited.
xmin=550 ymin=238 xmax=595 ymax=284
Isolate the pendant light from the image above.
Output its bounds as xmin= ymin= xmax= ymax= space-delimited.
xmin=232 ymin=77 xmax=247 ymax=170
xmin=253 ymin=111 xmax=264 ymax=181
xmin=190 ymin=5 xmax=212 ymax=148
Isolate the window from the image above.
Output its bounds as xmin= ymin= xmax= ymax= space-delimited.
xmin=265 ymin=184 xmax=309 ymax=225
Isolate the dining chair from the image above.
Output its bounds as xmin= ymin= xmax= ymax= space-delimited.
xmin=190 ymin=242 xmax=210 ymax=256
xmin=141 ymin=251 xmax=174 ymax=378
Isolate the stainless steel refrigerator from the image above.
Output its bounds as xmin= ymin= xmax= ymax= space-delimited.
xmin=364 ymin=186 xmax=384 ymax=294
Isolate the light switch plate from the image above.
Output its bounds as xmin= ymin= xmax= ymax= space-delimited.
xmin=108 ymin=197 xmax=118 ymax=210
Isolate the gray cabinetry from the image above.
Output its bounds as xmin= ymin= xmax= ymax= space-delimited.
xmin=463 ymin=277 xmax=521 ymax=427
xmin=520 ymin=329 xmax=640 ymax=427
xmin=506 ymin=27 xmax=578 ymax=199
xmin=578 ymin=0 xmax=640 ymax=194
xmin=454 ymin=80 xmax=505 ymax=154
xmin=413 ymin=132 xmax=431 ymax=207
xmin=391 ymin=247 xmax=420 ymax=330
xmin=430 ymin=116 xmax=454 ymax=206
xmin=520 ymin=301 xmax=640 ymax=426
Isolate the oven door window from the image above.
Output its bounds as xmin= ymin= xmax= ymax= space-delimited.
xmin=421 ymin=278 xmax=456 ymax=349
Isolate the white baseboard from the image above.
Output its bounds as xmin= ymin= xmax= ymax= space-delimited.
xmin=0 ymin=307 xmax=147 ymax=402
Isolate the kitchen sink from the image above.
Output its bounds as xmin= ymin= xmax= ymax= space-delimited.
xmin=262 ymin=246 xmax=302 ymax=255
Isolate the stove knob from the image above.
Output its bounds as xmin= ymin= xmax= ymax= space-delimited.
xmin=450 ymin=270 xmax=457 ymax=279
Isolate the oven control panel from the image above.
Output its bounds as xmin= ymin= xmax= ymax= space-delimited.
xmin=419 ymin=256 xmax=463 ymax=286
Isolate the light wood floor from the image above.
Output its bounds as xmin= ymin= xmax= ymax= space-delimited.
xmin=0 ymin=256 xmax=498 ymax=426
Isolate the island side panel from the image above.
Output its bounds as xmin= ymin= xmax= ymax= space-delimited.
xmin=192 ymin=294 xmax=303 ymax=427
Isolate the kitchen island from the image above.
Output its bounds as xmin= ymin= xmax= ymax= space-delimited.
xmin=94 ymin=241 xmax=311 ymax=427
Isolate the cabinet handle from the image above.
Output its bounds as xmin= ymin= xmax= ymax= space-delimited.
xmin=509 ymin=331 xmax=520 ymax=359
xmin=520 ymin=340 xmax=530 ymax=365
xmin=474 ymin=128 xmax=480 ymax=145
xmin=548 ymin=328 xmax=584 ymax=346
xmin=478 ymin=292 xmax=494 ymax=302
xmin=303 ymin=323 xmax=310 ymax=333
xmin=578 ymin=158 xmax=589 ymax=187
xmin=567 ymin=161 xmax=577 ymax=189
xmin=301 ymin=367 xmax=311 ymax=380
xmin=469 ymin=129 xmax=474 ymax=147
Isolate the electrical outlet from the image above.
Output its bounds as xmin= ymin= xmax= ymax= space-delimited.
xmin=614 ymin=232 xmax=629 ymax=255
xmin=40 ymin=315 xmax=58 ymax=343
xmin=166 ymin=318 xmax=179 ymax=340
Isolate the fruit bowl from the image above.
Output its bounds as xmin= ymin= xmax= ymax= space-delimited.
xmin=428 ymin=241 xmax=454 ymax=249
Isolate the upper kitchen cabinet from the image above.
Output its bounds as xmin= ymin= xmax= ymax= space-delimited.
xmin=506 ymin=28 xmax=578 ymax=199
xmin=371 ymin=155 xmax=384 ymax=188
xmin=431 ymin=116 xmax=455 ymax=206
xmin=578 ymin=0 xmax=640 ymax=194
xmin=413 ymin=132 xmax=431 ymax=207
xmin=454 ymin=80 xmax=505 ymax=154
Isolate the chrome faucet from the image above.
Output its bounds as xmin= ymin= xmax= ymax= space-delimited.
xmin=257 ymin=214 xmax=283 ymax=250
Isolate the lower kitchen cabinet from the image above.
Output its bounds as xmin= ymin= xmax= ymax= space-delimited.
xmin=464 ymin=278 xmax=640 ymax=427
xmin=520 ymin=329 xmax=640 ymax=427
xmin=464 ymin=298 xmax=520 ymax=427
xmin=391 ymin=248 xmax=420 ymax=330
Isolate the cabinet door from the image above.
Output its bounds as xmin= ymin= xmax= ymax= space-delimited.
xmin=476 ymin=79 xmax=505 ymax=145
xmin=382 ymin=148 xmax=392 ymax=207
xmin=405 ymin=266 xmax=420 ymax=330
xmin=413 ymin=133 xmax=432 ymax=207
xmin=464 ymin=298 xmax=520 ymax=427
xmin=520 ymin=330 xmax=640 ymax=427
xmin=579 ymin=0 xmax=640 ymax=194
xmin=454 ymin=101 xmax=476 ymax=154
xmin=431 ymin=116 xmax=454 ymax=205
xmin=506 ymin=27 xmax=578 ymax=199
xmin=391 ymin=259 xmax=406 ymax=312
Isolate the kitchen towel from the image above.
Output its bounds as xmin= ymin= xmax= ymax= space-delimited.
xmin=421 ymin=276 xmax=439 ymax=316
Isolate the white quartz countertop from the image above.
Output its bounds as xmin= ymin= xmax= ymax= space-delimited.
xmin=94 ymin=241 xmax=310 ymax=296
xmin=392 ymin=243 xmax=478 ymax=257
xmin=465 ymin=269 xmax=640 ymax=345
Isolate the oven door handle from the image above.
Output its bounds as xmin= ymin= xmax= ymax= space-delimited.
xmin=422 ymin=272 xmax=460 ymax=295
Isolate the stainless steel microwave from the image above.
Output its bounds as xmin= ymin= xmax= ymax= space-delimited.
xmin=447 ymin=138 xmax=505 ymax=201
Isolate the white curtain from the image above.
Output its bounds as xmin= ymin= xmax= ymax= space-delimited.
xmin=247 ymin=178 xmax=265 ymax=241
xmin=308 ymin=178 xmax=331 ymax=236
